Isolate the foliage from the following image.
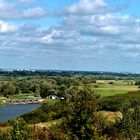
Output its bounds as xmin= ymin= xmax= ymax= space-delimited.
xmin=0 ymin=129 xmax=12 ymax=140
xmin=22 ymin=108 xmax=54 ymax=123
xmin=40 ymin=81 xmax=56 ymax=98
xmin=99 ymin=90 xmax=140 ymax=111
xmin=117 ymin=102 xmax=140 ymax=139
xmin=22 ymin=103 xmax=63 ymax=123
xmin=135 ymin=81 xmax=140 ymax=85
xmin=1 ymin=83 xmax=17 ymax=97
xmin=108 ymin=82 xmax=114 ymax=84
xmin=60 ymin=86 xmax=107 ymax=140
xmin=11 ymin=118 xmax=29 ymax=140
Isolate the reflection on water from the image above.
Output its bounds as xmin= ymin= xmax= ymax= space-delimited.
xmin=0 ymin=104 xmax=41 ymax=122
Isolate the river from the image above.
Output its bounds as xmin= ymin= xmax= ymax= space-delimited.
xmin=0 ymin=104 xmax=41 ymax=122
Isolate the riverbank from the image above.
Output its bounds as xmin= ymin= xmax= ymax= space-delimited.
xmin=1 ymin=97 xmax=44 ymax=105
xmin=0 ymin=101 xmax=5 ymax=106
xmin=0 ymin=103 xmax=4 ymax=106
xmin=0 ymin=98 xmax=58 ymax=107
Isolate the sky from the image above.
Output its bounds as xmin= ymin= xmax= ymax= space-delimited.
xmin=0 ymin=0 xmax=140 ymax=72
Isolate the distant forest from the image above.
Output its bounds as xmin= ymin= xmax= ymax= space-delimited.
xmin=0 ymin=69 xmax=140 ymax=79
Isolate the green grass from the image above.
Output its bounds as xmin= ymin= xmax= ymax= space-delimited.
xmin=91 ymin=80 xmax=138 ymax=97
xmin=43 ymin=98 xmax=59 ymax=104
xmin=0 ymin=101 xmax=5 ymax=106
xmin=95 ymin=88 xmax=128 ymax=97
xmin=0 ymin=96 xmax=6 ymax=105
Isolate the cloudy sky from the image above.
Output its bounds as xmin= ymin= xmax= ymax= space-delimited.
xmin=0 ymin=0 xmax=140 ymax=72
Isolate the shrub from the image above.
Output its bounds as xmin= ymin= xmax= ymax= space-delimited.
xmin=135 ymin=81 xmax=140 ymax=85
xmin=11 ymin=118 xmax=29 ymax=140
xmin=99 ymin=90 xmax=140 ymax=111
xmin=116 ymin=102 xmax=140 ymax=139
xmin=108 ymin=82 xmax=114 ymax=84
xmin=0 ymin=129 xmax=12 ymax=140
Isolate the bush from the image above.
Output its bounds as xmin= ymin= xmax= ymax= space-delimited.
xmin=99 ymin=90 xmax=140 ymax=111
xmin=0 ymin=129 xmax=12 ymax=140
xmin=11 ymin=118 xmax=29 ymax=140
xmin=116 ymin=102 xmax=140 ymax=139
xmin=135 ymin=81 xmax=140 ymax=85
xmin=0 ymin=122 xmax=10 ymax=127
xmin=95 ymin=85 xmax=99 ymax=88
xmin=108 ymin=82 xmax=114 ymax=84
xmin=22 ymin=109 xmax=49 ymax=123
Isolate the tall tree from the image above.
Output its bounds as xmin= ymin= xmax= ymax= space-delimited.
xmin=61 ymin=86 xmax=106 ymax=140
xmin=40 ymin=81 xmax=56 ymax=98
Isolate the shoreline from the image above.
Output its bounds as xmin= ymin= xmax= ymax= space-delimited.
xmin=2 ymin=97 xmax=45 ymax=105
xmin=9 ymin=102 xmax=45 ymax=105
xmin=2 ymin=101 xmax=46 ymax=106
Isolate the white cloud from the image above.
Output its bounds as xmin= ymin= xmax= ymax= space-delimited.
xmin=0 ymin=0 xmax=47 ymax=19
xmin=1 ymin=0 xmax=140 ymax=70
xmin=0 ymin=20 xmax=17 ymax=33
xmin=41 ymin=30 xmax=56 ymax=45
xmin=67 ymin=0 xmax=107 ymax=15
xmin=54 ymin=0 xmax=127 ymax=16
xmin=22 ymin=7 xmax=47 ymax=19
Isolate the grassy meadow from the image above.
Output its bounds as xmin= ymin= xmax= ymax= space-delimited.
xmin=91 ymin=80 xmax=138 ymax=97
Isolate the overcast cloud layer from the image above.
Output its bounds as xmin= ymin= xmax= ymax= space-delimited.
xmin=0 ymin=0 xmax=140 ymax=72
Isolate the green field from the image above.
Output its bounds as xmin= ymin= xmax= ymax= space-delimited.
xmin=91 ymin=80 xmax=138 ymax=97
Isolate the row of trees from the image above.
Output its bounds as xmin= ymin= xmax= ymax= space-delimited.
xmin=0 ymin=75 xmax=96 ymax=97
xmin=0 ymin=75 xmax=140 ymax=98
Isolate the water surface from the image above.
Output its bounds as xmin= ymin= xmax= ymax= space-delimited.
xmin=0 ymin=104 xmax=41 ymax=122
